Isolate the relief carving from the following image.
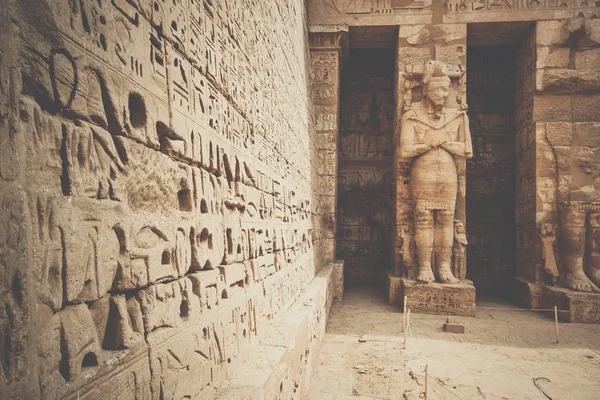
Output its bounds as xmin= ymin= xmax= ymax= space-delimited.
xmin=5 ymin=0 xmax=328 ymax=397
xmin=540 ymin=222 xmax=560 ymax=285
xmin=546 ymin=119 xmax=600 ymax=292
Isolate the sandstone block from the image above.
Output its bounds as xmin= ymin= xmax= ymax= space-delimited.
xmin=575 ymin=48 xmax=600 ymax=70
xmin=537 ymin=20 xmax=567 ymax=46
xmin=573 ymin=122 xmax=600 ymax=148
xmin=573 ymin=94 xmax=600 ymax=122
xmin=537 ymin=46 xmax=570 ymax=69
xmin=533 ymin=95 xmax=572 ymax=122
xmin=443 ymin=321 xmax=465 ymax=334
xmin=545 ymin=122 xmax=573 ymax=147
xmin=401 ymin=279 xmax=476 ymax=317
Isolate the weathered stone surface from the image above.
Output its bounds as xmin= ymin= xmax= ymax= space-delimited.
xmin=546 ymin=122 xmax=573 ymax=148
xmin=386 ymin=271 xmax=404 ymax=306
xmin=214 ymin=263 xmax=339 ymax=400
xmin=536 ymin=20 xmax=568 ymax=46
xmin=1 ymin=0 xmax=338 ymax=398
xmin=332 ymin=260 xmax=345 ymax=300
xmin=541 ymin=286 xmax=600 ymax=323
xmin=537 ymin=47 xmax=571 ymax=69
xmin=534 ymin=95 xmax=573 ymax=122
xmin=575 ymin=49 xmax=600 ymax=70
xmin=573 ymin=94 xmax=600 ymax=121
xmin=401 ymin=279 xmax=476 ymax=317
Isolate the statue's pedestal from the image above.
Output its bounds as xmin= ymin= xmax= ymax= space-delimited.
xmin=386 ymin=271 xmax=404 ymax=306
xmin=386 ymin=271 xmax=476 ymax=316
xmin=541 ymin=285 xmax=600 ymax=323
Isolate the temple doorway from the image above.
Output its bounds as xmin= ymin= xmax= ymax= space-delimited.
xmin=466 ymin=22 xmax=535 ymax=296
xmin=336 ymin=26 xmax=398 ymax=284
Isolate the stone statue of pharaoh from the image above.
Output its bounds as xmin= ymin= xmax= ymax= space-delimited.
xmin=399 ymin=61 xmax=473 ymax=284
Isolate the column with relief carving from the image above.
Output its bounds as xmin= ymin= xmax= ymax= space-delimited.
xmin=309 ymin=29 xmax=345 ymax=264
xmin=388 ymin=23 xmax=476 ymax=317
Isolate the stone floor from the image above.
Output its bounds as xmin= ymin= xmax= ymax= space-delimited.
xmin=308 ymin=285 xmax=600 ymax=400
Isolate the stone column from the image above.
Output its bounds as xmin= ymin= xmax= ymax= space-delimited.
xmin=531 ymin=17 xmax=600 ymax=322
xmin=309 ymin=28 xmax=345 ymax=263
xmin=388 ymin=23 xmax=475 ymax=316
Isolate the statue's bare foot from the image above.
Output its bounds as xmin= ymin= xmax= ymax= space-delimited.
xmin=417 ymin=268 xmax=435 ymax=283
xmin=437 ymin=265 xmax=459 ymax=284
xmin=563 ymin=271 xmax=600 ymax=292
xmin=587 ymin=268 xmax=600 ymax=289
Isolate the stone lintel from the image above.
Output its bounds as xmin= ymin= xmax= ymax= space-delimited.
xmin=308 ymin=24 xmax=349 ymax=34
xmin=541 ymin=285 xmax=600 ymax=323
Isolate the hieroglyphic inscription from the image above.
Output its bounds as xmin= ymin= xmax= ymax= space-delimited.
xmin=515 ymin=28 xmax=538 ymax=283
xmin=466 ymin=46 xmax=517 ymax=294
xmin=2 ymin=0 xmax=324 ymax=398
xmin=337 ymin=48 xmax=394 ymax=283
xmin=445 ymin=0 xmax=596 ymax=12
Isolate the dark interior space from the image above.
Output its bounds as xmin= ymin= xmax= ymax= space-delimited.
xmin=336 ymin=27 xmax=397 ymax=284
xmin=466 ymin=23 xmax=530 ymax=296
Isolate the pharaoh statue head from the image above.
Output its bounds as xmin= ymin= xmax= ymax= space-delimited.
xmin=422 ymin=61 xmax=451 ymax=109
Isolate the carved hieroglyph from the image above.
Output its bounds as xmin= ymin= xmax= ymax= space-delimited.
xmin=399 ymin=60 xmax=473 ymax=284
xmin=0 ymin=0 xmax=328 ymax=398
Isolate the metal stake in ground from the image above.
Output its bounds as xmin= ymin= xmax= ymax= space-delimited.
xmin=423 ymin=365 xmax=428 ymax=400
xmin=403 ymin=295 xmax=407 ymax=332
xmin=403 ymin=308 xmax=411 ymax=349
xmin=554 ymin=306 xmax=559 ymax=344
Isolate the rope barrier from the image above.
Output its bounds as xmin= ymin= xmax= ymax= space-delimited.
xmin=403 ymin=302 xmax=571 ymax=313
xmin=397 ymin=301 xmax=564 ymax=398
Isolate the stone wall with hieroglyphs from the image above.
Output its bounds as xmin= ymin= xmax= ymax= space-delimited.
xmin=337 ymin=48 xmax=395 ymax=284
xmin=0 ymin=0 xmax=326 ymax=398
xmin=466 ymin=46 xmax=517 ymax=294
xmin=515 ymin=27 xmax=539 ymax=288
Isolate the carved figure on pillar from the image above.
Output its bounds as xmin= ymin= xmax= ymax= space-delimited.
xmin=540 ymin=222 xmax=559 ymax=286
xmin=452 ymin=220 xmax=468 ymax=281
xmin=399 ymin=61 xmax=472 ymax=284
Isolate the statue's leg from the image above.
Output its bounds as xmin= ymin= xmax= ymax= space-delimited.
xmin=414 ymin=209 xmax=435 ymax=283
xmin=435 ymin=210 xmax=459 ymax=283
xmin=587 ymin=212 xmax=600 ymax=287
xmin=560 ymin=204 xmax=599 ymax=292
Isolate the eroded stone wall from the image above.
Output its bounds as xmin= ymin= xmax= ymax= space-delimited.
xmin=0 ymin=0 xmax=326 ymax=398
xmin=535 ymin=18 xmax=600 ymax=300
xmin=467 ymin=46 xmax=517 ymax=294
xmin=337 ymin=48 xmax=395 ymax=284
xmin=515 ymin=27 xmax=539 ymax=295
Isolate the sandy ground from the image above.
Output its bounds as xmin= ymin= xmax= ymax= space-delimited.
xmin=308 ymin=284 xmax=600 ymax=400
